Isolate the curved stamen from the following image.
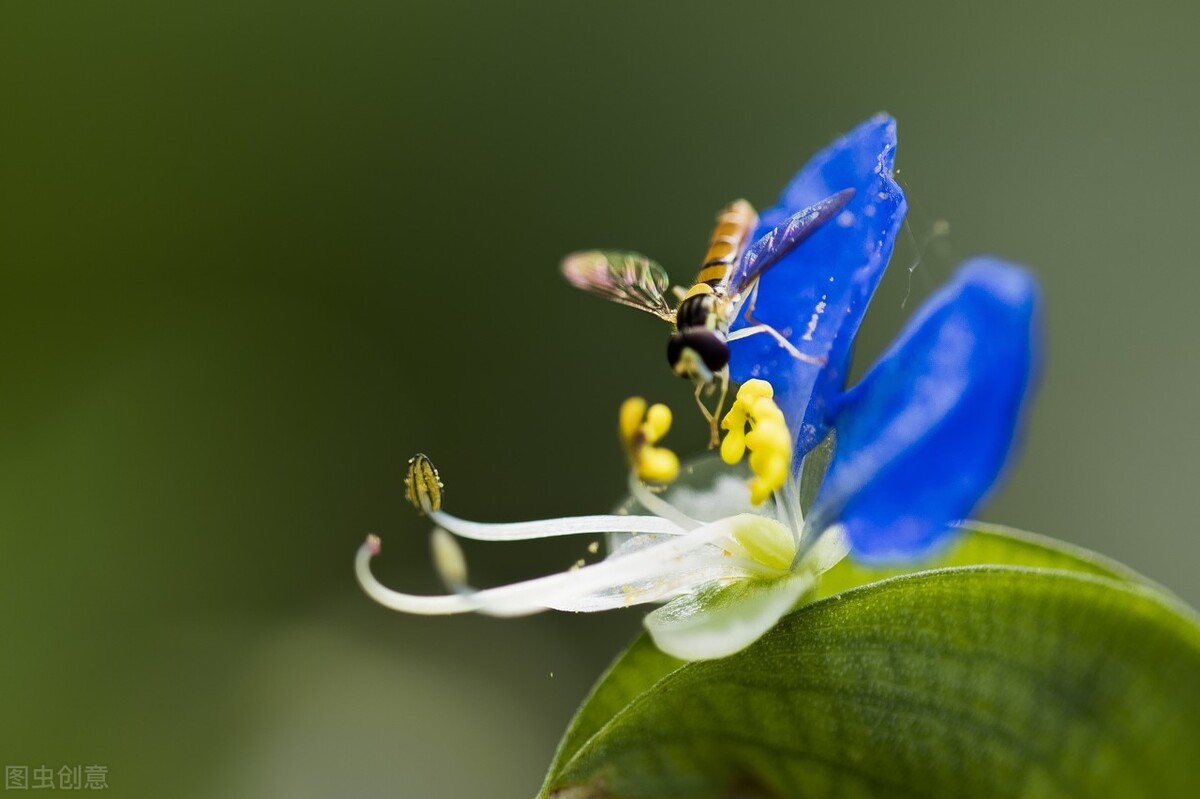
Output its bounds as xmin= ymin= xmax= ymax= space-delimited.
xmin=356 ymin=536 xmax=477 ymax=614
xmin=627 ymin=472 xmax=702 ymax=531
xmin=428 ymin=509 xmax=687 ymax=541
xmin=357 ymin=515 xmax=772 ymax=618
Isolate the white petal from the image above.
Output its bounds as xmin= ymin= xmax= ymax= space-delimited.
xmin=801 ymin=523 xmax=851 ymax=573
xmin=643 ymin=570 xmax=814 ymax=661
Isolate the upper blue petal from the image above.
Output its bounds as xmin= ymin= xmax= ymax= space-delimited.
xmin=728 ymin=114 xmax=907 ymax=457
xmin=807 ymin=258 xmax=1043 ymax=563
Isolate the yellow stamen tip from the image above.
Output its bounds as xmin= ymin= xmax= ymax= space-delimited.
xmin=644 ymin=403 xmax=673 ymax=441
xmin=739 ymin=379 xmax=774 ymax=401
xmin=718 ymin=380 xmax=793 ymax=505
xmin=637 ymin=447 xmax=680 ymax=483
xmin=720 ymin=430 xmax=746 ymax=464
xmin=405 ymin=453 xmax=443 ymax=514
xmin=619 ymin=397 xmax=680 ymax=485
xmin=620 ymin=397 xmax=648 ymax=445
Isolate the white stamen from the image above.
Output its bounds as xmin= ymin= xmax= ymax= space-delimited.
xmin=356 ymin=537 xmax=476 ymax=615
xmin=428 ymin=509 xmax=686 ymax=541
xmin=627 ymin=472 xmax=702 ymax=530
xmin=356 ymin=515 xmax=779 ymax=618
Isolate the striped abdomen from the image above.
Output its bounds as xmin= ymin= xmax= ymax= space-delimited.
xmin=693 ymin=199 xmax=759 ymax=289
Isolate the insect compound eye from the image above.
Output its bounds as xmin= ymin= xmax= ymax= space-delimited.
xmin=667 ymin=333 xmax=689 ymax=376
xmin=667 ymin=329 xmax=728 ymax=379
xmin=684 ymin=329 xmax=730 ymax=373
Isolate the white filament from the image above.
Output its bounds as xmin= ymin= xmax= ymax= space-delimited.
xmin=356 ymin=515 xmax=778 ymax=618
xmin=428 ymin=509 xmax=686 ymax=541
xmin=627 ymin=473 xmax=702 ymax=530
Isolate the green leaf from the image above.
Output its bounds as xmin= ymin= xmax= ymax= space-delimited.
xmin=816 ymin=521 xmax=1161 ymax=598
xmin=544 ymin=636 xmax=685 ymax=785
xmin=541 ymin=529 xmax=1200 ymax=798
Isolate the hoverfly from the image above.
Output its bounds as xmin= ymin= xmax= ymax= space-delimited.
xmin=562 ymin=188 xmax=854 ymax=445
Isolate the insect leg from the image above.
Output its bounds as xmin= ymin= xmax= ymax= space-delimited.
xmin=727 ymin=324 xmax=826 ymax=366
xmin=730 ymin=279 xmax=826 ymax=366
xmin=741 ymin=278 xmax=765 ymax=327
xmin=692 ymin=380 xmax=720 ymax=449
xmin=711 ymin=369 xmax=730 ymax=446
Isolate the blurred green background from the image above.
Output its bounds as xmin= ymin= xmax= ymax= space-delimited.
xmin=3 ymin=1 xmax=1198 ymax=796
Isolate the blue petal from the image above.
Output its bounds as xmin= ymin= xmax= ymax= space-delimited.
xmin=807 ymin=258 xmax=1042 ymax=563
xmin=728 ymin=114 xmax=907 ymax=457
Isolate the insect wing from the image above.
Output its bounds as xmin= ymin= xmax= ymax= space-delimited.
xmin=727 ymin=188 xmax=855 ymax=294
xmin=561 ymin=250 xmax=675 ymax=321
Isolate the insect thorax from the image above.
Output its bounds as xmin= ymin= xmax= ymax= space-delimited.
xmin=676 ymin=293 xmax=721 ymax=332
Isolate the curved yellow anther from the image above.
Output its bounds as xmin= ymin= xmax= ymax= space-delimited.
xmin=719 ymin=380 xmax=792 ymax=505
xmin=644 ymin=403 xmax=673 ymax=442
xmin=405 ymin=453 xmax=444 ymax=514
xmin=619 ymin=397 xmax=680 ymax=484
xmin=637 ymin=447 xmax=681 ymax=484
xmin=620 ymin=397 xmax=648 ymax=444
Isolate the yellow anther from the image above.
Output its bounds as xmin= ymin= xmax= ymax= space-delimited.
xmin=719 ymin=380 xmax=793 ymax=505
xmin=637 ymin=446 xmax=681 ymax=484
xmin=431 ymin=528 xmax=467 ymax=587
xmin=643 ymin=403 xmax=673 ymax=442
xmin=737 ymin=378 xmax=774 ymax=402
xmin=619 ymin=397 xmax=680 ymax=484
xmin=405 ymin=453 xmax=443 ymax=515
xmin=620 ymin=397 xmax=648 ymax=445
xmin=720 ymin=428 xmax=747 ymax=464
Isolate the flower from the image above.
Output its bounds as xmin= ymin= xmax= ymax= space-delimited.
xmin=356 ymin=259 xmax=1042 ymax=659
xmin=356 ymin=117 xmax=1041 ymax=659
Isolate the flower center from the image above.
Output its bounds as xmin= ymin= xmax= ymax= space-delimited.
xmin=726 ymin=513 xmax=797 ymax=572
